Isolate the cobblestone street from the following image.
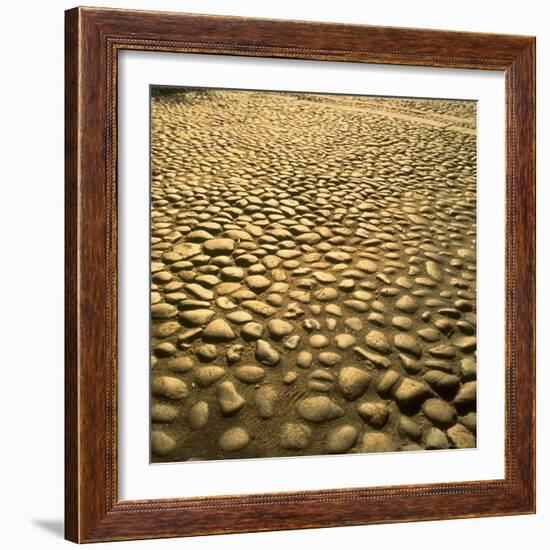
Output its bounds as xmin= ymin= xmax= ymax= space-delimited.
xmin=149 ymin=88 xmax=477 ymax=462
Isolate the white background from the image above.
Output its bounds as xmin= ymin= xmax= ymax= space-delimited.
xmin=119 ymin=52 xmax=505 ymax=499
xmin=0 ymin=1 xmax=547 ymax=549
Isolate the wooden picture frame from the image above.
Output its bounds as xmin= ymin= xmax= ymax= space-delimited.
xmin=65 ymin=6 xmax=536 ymax=543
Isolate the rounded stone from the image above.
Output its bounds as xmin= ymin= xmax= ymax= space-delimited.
xmin=454 ymin=381 xmax=477 ymax=407
xmin=334 ymin=333 xmax=357 ymax=349
xmin=344 ymin=317 xmax=363 ymax=331
xmin=172 ymin=242 xmax=201 ymax=260
xmin=267 ymin=319 xmax=294 ymax=340
xmin=417 ymin=328 xmax=440 ymax=342
xmin=447 ymin=423 xmax=476 ymax=448
xmin=392 ymin=316 xmax=413 ymax=331
xmin=279 ymin=423 xmax=312 ymax=450
xmin=326 ymin=425 xmax=358 ymax=453
xmin=226 ymin=311 xmax=254 ymax=324
xmin=185 ymin=284 xmax=214 ymax=301
xmin=393 ymin=378 xmax=431 ymax=408
xmin=338 ymin=367 xmax=371 ymax=401
xmin=151 ymin=431 xmax=176 ymax=457
xmin=283 ymin=334 xmax=301 ymax=350
xmin=360 ymin=432 xmax=396 ymax=453
xmin=188 ymin=401 xmax=209 ymax=430
xmin=459 ymin=412 xmax=477 ymax=433
xmin=423 ymin=370 xmax=460 ymax=392
xmin=255 ymin=339 xmax=280 ymax=366
xmin=296 ymin=351 xmax=313 ymax=369
xmin=195 ymin=274 xmax=219 ymax=288
xmin=195 ymin=344 xmax=217 ymax=362
xmin=393 ymin=333 xmax=422 ymax=358
xmin=153 ymin=321 xmax=180 ymax=338
xmin=457 ymin=248 xmax=476 ymax=261
xmin=313 ymin=271 xmax=337 ymax=283
xmin=154 ymin=342 xmax=177 ymax=358
xmin=166 ymin=356 xmax=193 ymax=372
xmin=399 ymin=416 xmax=422 ymax=440
xmin=194 ymin=366 xmax=225 ymax=388
xmin=255 ymin=385 xmax=278 ymax=419
xmin=356 ymin=259 xmax=377 ymax=273
xmin=325 ymin=250 xmax=352 ymax=263
xmin=151 ymin=403 xmax=178 ymax=423
xmin=283 ymin=371 xmax=299 ymax=384
xmin=220 ymin=266 xmax=245 ymax=281
xmin=242 ymin=300 xmax=276 ymax=318
xmin=395 ymin=295 xmax=418 ymax=313
xmin=309 ymin=334 xmax=329 ymax=348
xmin=318 ymin=352 xmax=343 ymax=367
xmin=263 ymin=255 xmax=281 ymax=269
xmin=152 ymin=376 xmax=188 ymax=400
xmin=376 ymin=370 xmax=401 ymax=394
xmin=429 ymin=344 xmax=457 ymax=359
xmin=178 ymin=308 xmax=215 ymax=326
xmin=399 ymin=353 xmax=421 ymax=374
xmin=454 ymin=335 xmax=477 ymax=353
xmin=151 ymin=303 xmax=177 ymax=320
xmin=202 ymin=319 xmax=236 ymax=342
xmin=216 ymin=381 xmax=245 ymax=416
xmin=425 ymin=427 xmax=450 ymax=449
xmin=203 ymin=238 xmax=236 ymax=256
xmin=357 ymin=402 xmax=389 ymax=428
xmin=426 ymin=261 xmax=442 ymax=281
xmin=216 ymin=282 xmax=242 ymax=296
xmin=216 ymin=296 xmax=237 ymax=310
xmin=296 ymin=396 xmax=344 ymax=423
xmin=241 ymin=322 xmax=264 ymax=340
xmin=234 ymin=365 xmax=266 ymax=384
xmin=367 ymin=312 xmax=386 ymax=327
xmin=314 ymin=287 xmax=339 ymax=302
xmin=460 ymin=358 xmax=477 ymax=380
xmin=422 ymin=398 xmax=456 ymax=427
xmin=245 ymin=275 xmax=272 ymax=294
xmin=344 ymin=300 xmax=369 ymax=313
xmin=365 ymin=330 xmax=391 ymax=354
xmin=218 ymin=427 xmax=250 ymax=451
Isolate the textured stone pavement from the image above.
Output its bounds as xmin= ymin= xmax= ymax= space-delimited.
xmin=149 ymin=88 xmax=477 ymax=462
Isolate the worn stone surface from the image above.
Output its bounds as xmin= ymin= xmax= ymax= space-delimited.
xmin=338 ymin=367 xmax=371 ymax=401
xmin=218 ymin=427 xmax=250 ymax=451
xmin=421 ymin=398 xmax=456 ymax=427
xmin=357 ymin=402 xmax=390 ymax=428
xmin=296 ymin=396 xmax=344 ymax=423
xmin=447 ymin=423 xmax=476 ymax=448
xmin=360 ymin=432 xmax=396 ymax=453
xmin=279 ymin=423 xmax=312 ymax=450
xmin=151 ymin=431 xmax=176 ymax=457
xmin=188 ymin=401 xmax=209 ymax=430
xmin=326 ymin=425 xmax=358 ymax=453
xmin=150 ymin=88 xmax=477 ymax=462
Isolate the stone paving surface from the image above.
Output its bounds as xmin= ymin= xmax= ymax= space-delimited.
xmin=149 ymin=88 xmax=477 ymax=462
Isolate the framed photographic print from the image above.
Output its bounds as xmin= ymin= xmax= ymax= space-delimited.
xmin=65 ymin=6 xmax=536 ymax=543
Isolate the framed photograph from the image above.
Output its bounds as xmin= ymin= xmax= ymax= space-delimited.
xmin=65 ymin=7 xmax=536 ymax=543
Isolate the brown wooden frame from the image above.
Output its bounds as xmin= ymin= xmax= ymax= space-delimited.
xmin=65 ymin=6 xmax=536 ymax=543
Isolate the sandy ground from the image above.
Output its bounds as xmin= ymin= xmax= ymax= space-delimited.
xmin=149 ymin=88 xmax=477 ymax=462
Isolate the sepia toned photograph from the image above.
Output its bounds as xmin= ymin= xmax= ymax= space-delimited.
xmin=149 ymin=86 xmax=478 ymax=463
